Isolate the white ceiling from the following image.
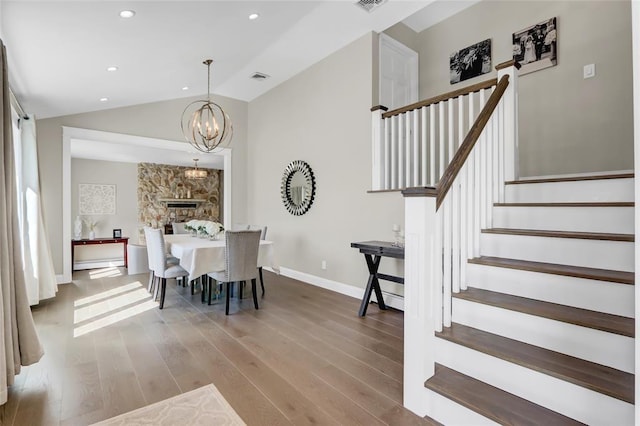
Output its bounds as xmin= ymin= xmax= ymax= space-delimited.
xmin=1 ymin=0 xmax=468 ymax=167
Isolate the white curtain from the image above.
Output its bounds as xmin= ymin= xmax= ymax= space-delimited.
xmin=13 ymin=113 xmax=58 ymax=305
xmin=0 ymin=38 xmax=43 ymax=406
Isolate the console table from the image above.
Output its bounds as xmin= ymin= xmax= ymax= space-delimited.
xmin=351 ymin=241 xmax=404 ymax=316
xmin=71 ymin=237 xmax=129 ymax=271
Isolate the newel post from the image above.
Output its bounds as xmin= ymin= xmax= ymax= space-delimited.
xmin=496 ymin=60 xmax=520 ymax=181
xmin=402 ymin=187 xmax=438 ymax=416
xmin=371 ymin=105 xmax=388 ymax=190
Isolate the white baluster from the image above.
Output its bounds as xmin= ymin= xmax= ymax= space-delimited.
xmin=448 ymin=99 xmax=454 ymax=168
xmin=391 ymin=116 xmax=397 ymax=189
xmin=443 ymin=196 xmax=452 ymax=327
xmin=413 ymin=109 xmax=419 ymax=187
xmin=498 ymin=101 xmax=505 ymax=202
xmin=459 ymin=161 xmax=468 ymax=291
xmin=452 ymin=176 xmax=461 ymax=294
xmin=429 ymin=106 xmax=436 ymax=185
xmin=439 ymin=102 xmax=445 ymax=181
xmin=466 ymin=92 xmax=475 ymax=259
xmin=421 ymin=107 xmax=427 ymax=186
xmin=479 ymin=89 xmax=487 ymax=231
xmin=435 ymin=207 xmax=443 ymax=332
xmin=398 ymin=114 xmax=405 ymax=189
xmin=384 ymin=118 xmax=390 ymax=190
xmin=406 ymin=112 xmax=412 ymax=187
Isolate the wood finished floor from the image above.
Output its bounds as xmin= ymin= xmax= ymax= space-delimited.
xmin=0 ymin=268 xmax=434 ymax=426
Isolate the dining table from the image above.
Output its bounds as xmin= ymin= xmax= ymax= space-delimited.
xmin=164 ymin=234 xmax=279 ymax=282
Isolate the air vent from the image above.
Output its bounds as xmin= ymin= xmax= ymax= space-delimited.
xmin=355 ymin=0 xmax=387 ymax=13
xmin=250 ymin=72 xmax=270 ymax=81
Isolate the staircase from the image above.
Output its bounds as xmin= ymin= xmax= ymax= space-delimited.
xmin=423 ymin=173 xmax=635 ymax=425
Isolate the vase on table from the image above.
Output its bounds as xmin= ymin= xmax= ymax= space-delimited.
xmin=89 ymin=231 xmax=95 ymax=240
xmin=74 ymin=216 xmax=82 ymax=240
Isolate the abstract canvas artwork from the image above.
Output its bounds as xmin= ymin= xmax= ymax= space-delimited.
xmin=79 ymin=184 xmax=116 ymax=215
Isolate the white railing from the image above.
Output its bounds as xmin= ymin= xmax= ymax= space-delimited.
xmin=400 ymin=61 xmax=519 ymax=415
xmin=371 ymin=78 xmax=500 ymax=191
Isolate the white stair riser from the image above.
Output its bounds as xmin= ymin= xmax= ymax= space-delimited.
xmin=452 ymin=298 xmax=634 ymax=372
xmin=504 ymin=178 xmax=634 ymax=203
xmin=435 ymin=338 xmax=634 ymax=426
xmin=479 ymin=233 xmax=634 ymax=272
xmin=466 ymin=263 xmax=634 ymax=318
xmin=424 ymin=388 xmax=500 ymax=426
xmin=492 ymin=206 xmax=634 ymax=234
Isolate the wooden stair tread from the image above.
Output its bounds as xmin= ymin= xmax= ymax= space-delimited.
xmin=468 ymin=256 xmax=634 ymax=285
xmin=494 ymin=202 xmax=634 ymax=207
xmin=425 ymin=364 xmax=586 ymax=425
xmin=454 ymin=288 xmax=634 ymax=337
xmin=505 ymin=173 xmax=634 ymax=185
xmin=482 ymin=228 xmax=634 ymax=242
xmin=437 ymin=324 xmax=634 ymax=403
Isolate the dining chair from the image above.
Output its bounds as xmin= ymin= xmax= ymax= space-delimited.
xmin=172 ymin=222 xmax=189 ymax=234
xmin=207 ymin=230 xmax=261 ymax=315
xmin=248 ymin=225 xmax=268 ymax=295
xmin=143 ymin=227 xmax=182 ymax=294
xmin=145 ymin=227 xmax=189 ymax=309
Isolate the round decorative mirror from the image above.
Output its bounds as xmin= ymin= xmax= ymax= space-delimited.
xmin=281 ymin=160 xmax=316 ymax=216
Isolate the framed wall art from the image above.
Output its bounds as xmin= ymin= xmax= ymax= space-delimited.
xmin=513 ymin=17 xmax=557 ymax=75
xmin=450 ymin=38 xmax=491 ymax=84
xmin=79 ymin=183 xmax=116 ymax=215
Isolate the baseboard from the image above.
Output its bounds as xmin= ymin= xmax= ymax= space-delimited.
xmin=73 ymin=259 xmax=125 ymax=271
xmin=266 ymin=266 xmax=404 ymax=311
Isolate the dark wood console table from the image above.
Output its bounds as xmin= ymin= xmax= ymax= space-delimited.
xmin=71 ymin=237 xmax=129 ymax=271
xmin=351 ymin=241 xmax=404 ymax=317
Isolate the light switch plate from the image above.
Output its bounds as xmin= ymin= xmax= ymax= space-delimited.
xmin=583 ymin=63 xmax=596 ymax=79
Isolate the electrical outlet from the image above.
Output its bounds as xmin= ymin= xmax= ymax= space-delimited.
xmin=321 ymin=260 xmax=327 ymax=270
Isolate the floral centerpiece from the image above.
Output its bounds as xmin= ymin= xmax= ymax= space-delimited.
xmin=185 ymin=220 xmax=224 ymax=239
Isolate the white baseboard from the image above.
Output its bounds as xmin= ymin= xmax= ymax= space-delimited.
xmin=56 ymin=274 xmax=70 ymax=285
xmin=73 ymin=259 xmax=125 ymax=271
xmin=266 ymin=266 xmax=404 ymax=311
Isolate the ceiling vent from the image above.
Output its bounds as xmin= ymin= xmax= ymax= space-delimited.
xmin=250 ymin=72 xmax=270 ymax=81
xmin=355 ymin=0 xmax=387 ymax=13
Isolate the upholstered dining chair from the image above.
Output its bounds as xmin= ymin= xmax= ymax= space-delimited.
xmin=207 ymin=230 xmax=261 ymax=315
xmin=172 ymin=222 xmax=189 ymax=234
xmin=145 ymin=227 xmax=189 ymax=309
xmin=143 ymin=227 xmax=181 ymax=294
xmin=248 ymin=225 xmax=268 ymax=295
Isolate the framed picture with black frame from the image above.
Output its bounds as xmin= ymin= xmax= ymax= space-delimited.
xmin=113 ymin=228 xmax=122 ymax=238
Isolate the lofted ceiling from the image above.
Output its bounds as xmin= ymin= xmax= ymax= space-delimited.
xmin=0 ymin=0 xmax=472 ymax=167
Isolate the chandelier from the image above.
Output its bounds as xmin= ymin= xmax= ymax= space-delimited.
xmin=181 ymin=59 xmax=233 ymax=153
xmin=185 ymin=159 xmax=207 ymax=179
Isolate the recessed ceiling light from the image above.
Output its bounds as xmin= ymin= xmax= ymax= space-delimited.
xmin=249 ymin=13 xmax=259 ymax=20
xmin=106 ymin=66 xmax=118 ymax=72
xmin=182 ymin=86 xmax=189 ymax=91
xmin=119 ymin=10 xmax=135 ymax=18
xmin=100 ymin=97 xmax=109 ymax=102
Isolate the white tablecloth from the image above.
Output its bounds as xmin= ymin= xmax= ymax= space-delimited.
xmin=164 ymin=234 xmax=278 ymax=282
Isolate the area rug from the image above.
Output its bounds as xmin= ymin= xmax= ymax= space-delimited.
xmin=92 ymin=384 xmax=246 ymax=425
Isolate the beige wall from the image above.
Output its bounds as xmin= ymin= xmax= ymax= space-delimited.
xmin=37 ymin=94 xmax=248 ymax=274
xmin=247 ymin=33 xmax=404 ymax=293
xmin=71 ymin=158 xmax=138 ymax=261
xmin=415 ymin=0 xmax=633 ymax=177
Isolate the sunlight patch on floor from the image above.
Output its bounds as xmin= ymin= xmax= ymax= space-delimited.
xmin=74 ymin=281 xmax=143 ymax=308
xmin=74 ymin=287 xmax=152 ymax=324
xmin=88 ymin=267 xmax=123 ymax=280
xmin=74 ymin=299 xmax=158 ymax=338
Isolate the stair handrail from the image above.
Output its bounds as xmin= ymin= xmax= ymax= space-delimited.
xmin=382 ymin=77 xmax=498 ymax=119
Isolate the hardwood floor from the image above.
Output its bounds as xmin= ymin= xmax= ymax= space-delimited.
xmin=0 ymin=267 xmax=435 ymax=425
